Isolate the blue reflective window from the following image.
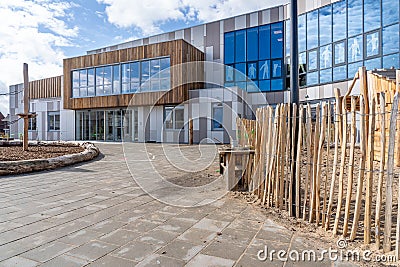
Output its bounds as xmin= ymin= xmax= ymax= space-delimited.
xmin=235 ymin=30 xmax=246 ymax=63
xmin=259 ymin=80 xmax=271 ymax=92
xmin=247 ymin=81 xmax=259 ymax=93
xmin=334 ymin=41 xmax=346 ymax=65
xmin=307 ymin=72 xmax=319 ymax=86
xmin=225 ymin=65 xmax=234 ymax=82
xmin=332 ymin=1 xmax=347 ymax=42
xmin=383 ymin=54 xmax=399 ymax=69
xmin=272 ymin=60 xmax=282 ymax=78
xmin=271 ymin=22 xmax=283 ymax=58
xmin=285 ymin=20 xmax=290 ymax=56
xmin=320 ymin=45 xmax=332 ymax=69
xmin=141 ymin=60 xmax=150 ymax=87
xmin=121 ymin=63 xmax=130 ymax=93
xmin=235 ymin=82 xmax=247 ymax=91
xmin=112 ymin=65 xmax=120 ymax=94
xmin=308 ymin=50 xmax=318 ymax=71
xmin=79 ymin=69 xmax=87 ymax=87
xmin=348 ymin=35 xmax=363 ymax=63
xmin=383 ymin=24 xmax=399 ymax=55
xmin=247 ymin=62 xmax=258 ymax=80
xmin=88 ymin=68 xmax=95 ymax=87
xmin=224 ymin=32 xmax=235 ymax=64
xmin=364 ymin=0 xmax=381 ymax=32
xmin=333 ymin=66 xmax=347 ymax=81
xmin=319 ymin=5 xmax=332 ymax=46
xmin=365 ymin=57 xmax=381 ymax=70
xmin=298 ymin=15 xmax=306 ymax=52
xmin=307 ymin=10 xmax=319 ymax=49
xmin=95 ymin=67 xmax=104 ymax=96
xmin=259 ymin=60 xmax=270 ymax=80
xmin=103 ymin=66 xmax=112 ymax=95
xmin=271 ymin=79 xmax=283 ymax=91
xmin=383 ymin=0 xmax=399 ymax=26
xmin=348 ymin=61 xmax=363 ymax=79
xmin=234 ymin=63 xmax=246 ymax=81
xmin=299 ymin=52 xmax=307 ymax=73
xmin=130 ymin=62 xmax=140 ymax=92
xmin=320 ymin=68 xmax=332 ymax=84
xmin=366 ymin=31 xmax=380 ymax=58
xmin=259 ymin=25 xmax=271 ymax=60
xmin=247 ymin=28 xmax=258 ymax=62
xmin=348 ymin=0 xmax=363 ymax=37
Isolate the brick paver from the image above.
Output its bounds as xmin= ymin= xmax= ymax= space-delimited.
xmin=0 ymin=143 xmax=358 ymax=267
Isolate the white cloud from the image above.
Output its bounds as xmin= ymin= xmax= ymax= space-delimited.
xmin=0 ymin=0 xmax=78 ymax=115
xmin=98 ymin=0 xmax=288 ymax=35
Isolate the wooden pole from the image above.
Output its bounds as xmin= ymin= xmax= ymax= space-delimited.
xmin=23 ymin=63 xmax=29 ymax=151
xmin=315 ymin=103 xmax=327 ymax=225
xmin=309 ymin=104 xmax=321 ymax=223
xmin=384 ymin=92 xmax=399 ymax=252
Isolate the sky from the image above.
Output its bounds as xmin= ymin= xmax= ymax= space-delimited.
xmin=0 ymin=0 xmax=287 ymax=115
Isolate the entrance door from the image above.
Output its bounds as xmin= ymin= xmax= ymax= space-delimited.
xmin=132 ymin=108 xmax=139 ymax=142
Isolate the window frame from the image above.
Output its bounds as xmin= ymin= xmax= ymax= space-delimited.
xmin=212 ymin=103 xmax=224 ymax=131
xmin=48 ymin=111 xmax=60 ymax=131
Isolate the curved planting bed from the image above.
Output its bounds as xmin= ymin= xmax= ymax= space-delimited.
xmin=0 ymin=141 xmax=100 ymax=175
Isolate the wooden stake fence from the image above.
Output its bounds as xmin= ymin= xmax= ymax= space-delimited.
xmin=234 ymin=67 xmax=400 ymax=255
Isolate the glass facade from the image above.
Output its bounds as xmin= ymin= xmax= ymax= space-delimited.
xmin=72 ymin=57 xmax=171 ymax=97
xmin=224 ymin=22 xmax=284 ymax=92
xmin=76 ymin=109 xmax=137 ymax=142
xmin=285 ymin=0 xmax=400 ymax=88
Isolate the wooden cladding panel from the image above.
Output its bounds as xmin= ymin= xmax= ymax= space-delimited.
xmin=64 ymin=39 xmax=204 ymax=110
xmin=28 ymin=75 xmax=62 ymax=99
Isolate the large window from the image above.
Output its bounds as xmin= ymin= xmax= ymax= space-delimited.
xmin=48 ymin=112 xmax=60 ymax=131
xmin=212 ymin=103 xmax=223 ymax=131
xmin=224 ymin=22 xmax=284 ymax=92
xmin=28 ymin=117 xmax=37 ymax=131
xmin=72 ymin=57 xmax=171 ymax=98
xmin=164 ymin=106 xmax=184 ymax=130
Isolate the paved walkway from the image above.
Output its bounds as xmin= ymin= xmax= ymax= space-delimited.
xmin=0 ymin=143 xmax=357 ymax=267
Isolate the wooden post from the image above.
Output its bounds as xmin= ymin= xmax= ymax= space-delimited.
xmin=23 ymin=63 xmax=29 ymax=151
xmin=302 ymin=104 xmax=312 ymax=220
xmin=322 ymin=101 xmax=331 ymax=227
xmin=343 ymin=96 xmax=357 ymax=236
xmin=384 ymin=92 xmax=399 ymax=252
xmin=189 ymin=118 xmax=193 ymax=145
xmin=375 ymin=92 xmax=386 ymax=247
xmin=295 ymin=105 xmax=303 ymax=218
xmin=309 ymin=104 xmax=320 ymax=223
xmin=315 ymin=103 xmax=327 ymax=225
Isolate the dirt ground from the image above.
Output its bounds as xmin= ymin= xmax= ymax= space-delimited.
xmin=0 ymin=145 xmax=84 ymax=161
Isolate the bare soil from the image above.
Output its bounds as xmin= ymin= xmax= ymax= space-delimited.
xmin=0 ymin=145 xmax=85 ymax=161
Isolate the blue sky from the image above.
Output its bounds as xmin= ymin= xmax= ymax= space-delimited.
xmin=0 ymin=0 xmax=284 ymax=115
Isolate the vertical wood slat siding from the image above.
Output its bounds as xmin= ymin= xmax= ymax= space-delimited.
xmin=28 ymin=76 xmax=62 ymax=99
xmin=63 ymin=39 xmax=204 ymax=110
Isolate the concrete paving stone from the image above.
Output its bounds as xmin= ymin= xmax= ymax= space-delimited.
xmin=155 ymin=218 xmax=196 ymax=233
xmin=255 ymin=220 xmax=293 ymax=244
xmin=88 ymin=255 xmax=137 ymax=267
xmin=138 ymin=229 xmax=179 ymax=246
xmin=123 ymin=219 xmax=161 ymax=233
xmin=235 ymin=254 xmax=282 ymax=267
xmin=245 ymin=238 xmax=289 ymax=258
xmin=202 ymin=240 xmax=246 ymax=261
xmin=89 ymin=220 xmax=127 ymax=234
xmin=238 ymin=206 xmax=269 ymax=221
xmin=205 ymin=210 xmax=239 ymax=222
xmin=177 ymin=228 xmax=217 ymax=245
xmin=185 ymin=254 xmax=235 ymax=267
xmin=192 ymin=218 xmax=230 ymax=232
xmin=66 ymin=240 xmax=118 ymax=261
xmin=0 ymin=256 xmax=39 ymax=267
xmin=226 ymin=218 xmax=263 ymax=233
xmin=39 ymin=254 xmax=89 ymax=267
xmin=216 ymin=228 xmax=256 ymax=247
xmin=14 ymin=220 xmax=56 ymax=235
xmin=140 ymin=211 xmax=177 ymax=223
xmin=112 ymin=211 xmax=144 ymax=223
xmin=171 ymin=211 xmax=205 ymax=222
xmin=59 ymin=229 xmax=102 ymax=246
xmin=98 ymin=229 xmax=141 ymax=246
xmin=157 ymin=240 xmax=204 ymax=262
xmin=21 ymin=241 xmax=75 ymax=263
xmin=135 ymin=254 xmax=185 ymax=267
xmin=0 ymin=230 xmax=28 ymax=245
xmin=112 ymin=241 xmax=161 ymax=262
xmin=0 ymin=222 xmax=23 ymax=233
xmin=334 ymin=260 xmax=360 ymax=267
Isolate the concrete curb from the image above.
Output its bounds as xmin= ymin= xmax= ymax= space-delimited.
xmin=0 ymin=142 xmax=100 ymax=175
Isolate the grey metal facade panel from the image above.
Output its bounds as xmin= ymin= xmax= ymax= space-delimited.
xmin=234 ymin=15 xmax=246 ymax=30
xmin=223 ymin=18 xmax=235 ymax=33
xmin=270 ymin=7 xmax=280 ymax=23
xmin=246 ymin=14 xmax=250 ymax=28
xmin=205 ymin=21 xmax=220 ymax=47
xmin=199 ymin=117 xmax=207 ymax=140
xmin=184 ymin=28 xmax=191 ymax=42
